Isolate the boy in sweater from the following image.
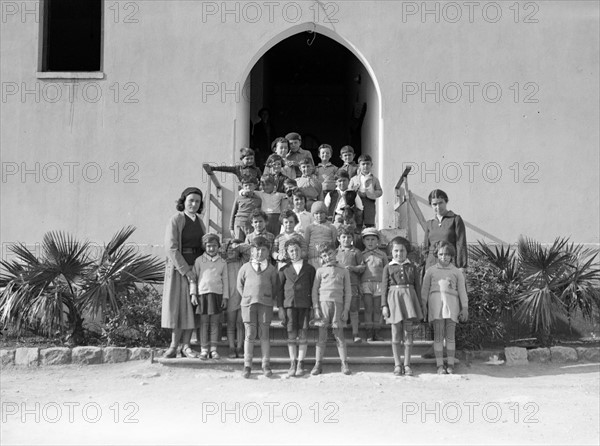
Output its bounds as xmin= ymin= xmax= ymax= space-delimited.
xmin=229 ymin=176 xmax=262 ymax=240
xmin=311 ymin=241 xmax=352 ymax=376
xmin=237 ymin=236 xmax=280 ymax=378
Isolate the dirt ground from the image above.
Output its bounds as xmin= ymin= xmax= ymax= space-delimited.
xmin=1 ymin=359 xmax=599 ymax=446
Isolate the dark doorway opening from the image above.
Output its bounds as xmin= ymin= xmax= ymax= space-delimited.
xmin=249 ymin=32 xmax=368 ymax=166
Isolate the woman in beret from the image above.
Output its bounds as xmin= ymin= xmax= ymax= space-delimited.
xmin=161 ymin=187 xmax=206 ymax=358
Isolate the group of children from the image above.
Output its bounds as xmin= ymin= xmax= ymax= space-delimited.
xmin=186 ymin=215 xmax=468 ymax=378
xmin=189 ymin=133 xmax=468 ymax=377
xmin=204 ymin=132 xmax=383 ymax=240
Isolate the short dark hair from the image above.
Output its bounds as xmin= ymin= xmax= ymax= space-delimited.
xmin=250 ymin=209 xmax=268 ymax=222
xmin=435 ymin=241 xmax=456 ymax=257
xmin=357 ymin=154 xmax=372 ymax=164
xmin=335 ymin=170 xmax=350 ymax=180
xmin=251 ymin=236 xmax=271 ymax=249
xmin=317 ymin=241 xmax=336 ymax=255
xmin=271 ymin=137 xmax=289 ymax=151
xmin=280 ymin=209 xmax=299 ymax=224
xmin=428 ymin=189 xmax=449 ymax=204
xmin=389 ymin=236 xmax=411 ymax=252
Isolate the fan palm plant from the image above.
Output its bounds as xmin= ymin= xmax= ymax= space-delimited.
xmin=516 ymin=236 xmax=600 ymax=344
xmin=0 ymin=226 xmax=164 ymax=346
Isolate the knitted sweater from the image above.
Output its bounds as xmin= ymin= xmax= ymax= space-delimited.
xmin=191 ymin=253 xmax=229 ymax=298
xmin=311 ymin=262 xmax=352 ymax=312
xmin=361 ymin=249 xmax=389 ymax=282
xmin=237 ymin=262 xmax=280 ymax=307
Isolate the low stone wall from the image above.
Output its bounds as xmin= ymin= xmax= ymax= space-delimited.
xmin=1 ymin=345 xmax=598 ymax=367
xmin=1 ymin=347 xmax=165 ymax=367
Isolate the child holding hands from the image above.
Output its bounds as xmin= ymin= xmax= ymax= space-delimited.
xmin=381 ymin=237 xmax=423 ymax=376
xmin=191 ymin=234 xmax=229 ymax=360
xmin=421 ymin=241 xmax=468 ymax=375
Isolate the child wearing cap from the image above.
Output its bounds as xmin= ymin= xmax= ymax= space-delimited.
xmin=277 ymin=238 xmax=316 ymax=377
xmin=190 ymin=234 xmax=229 ymax=360
xmin=229 ymin=175 xmax=262 ymax=241
xmin=237 ymin=236 xmax=280 ymax=378
xmin=242 ymin=174 xmax=287 ymax=235
xmin=324 ymin=170 xmax=364 ymax=227
xmin=360 ymin=227 xmax=389 ymax=341
xmin=285 ymin=132 xmax=315 ymax=177
xmin=205 ymin=147 xmax=262 ymax=184
xmin=336 ymin=225 xmax=366 ymax=343
xmin=338 ymin=145 xmax=359 ymax=179
xmin=296 ymin=158 xmax=323 ymax=212
xmin=304 ymin=201 xmax=338 ymax=269
xmin=315 ymin=144 xmax=338 ymax=196
xmin=349 ymin=154 xmax=383 ymax=228
xmin=311 ymin=241 xmax=352 ymax=376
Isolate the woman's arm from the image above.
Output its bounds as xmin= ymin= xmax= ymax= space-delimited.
xmin=165 ymin=214 xmax=191 ymax=276
xmin=454 ymin=215 xmax=468 ymax=268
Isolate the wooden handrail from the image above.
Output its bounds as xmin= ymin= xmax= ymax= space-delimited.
xmin=203 ymin=164 xmax=222 ymax=191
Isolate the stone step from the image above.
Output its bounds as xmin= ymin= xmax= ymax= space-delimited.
xmin=156 ymin=355 xmax=454 ymax=366
xmin=187 ymin=340 xmax=433 ymax=356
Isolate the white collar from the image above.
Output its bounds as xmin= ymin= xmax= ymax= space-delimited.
xmin=204 ymin=253 xmax=220 ymax=262
xmin=389 ymin=259 xmax=411 ymax=266
xmin=252 ymin=259 xmax=269 ymax=271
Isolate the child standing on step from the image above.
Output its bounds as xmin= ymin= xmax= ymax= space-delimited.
xmin=191 ymin=234 xmax=229 ymax=360
xmin=304 ymin=201 xmax=338 ymax=269
xmin=272 ymin=209 xmax=307 ymax=268
xmin=205 ymin=147 xmax=262 ymax=183
xmin=224 ymin=238 xmax=245 ymax=358
xmin=336 ymin=225 xmax=366 ymax=343
xmin=381 ymin=237 xmax=423 ymax=376
xmin=311 ymin=242 xmax=352 ymax=376
xmin=349 ymin=154 xmax=383 ymax=228
xmin=360 ymin=227 xmax=388 ymax=341
xmin=421 ymin=241 xmax=468 ymax=375
xmin=278 ymin=239 xmax=316 ymax=377
xmin=230 ymin=176 xmax=262 ymax=241
xmin=237 ymin=236 xmax=280 ymax=378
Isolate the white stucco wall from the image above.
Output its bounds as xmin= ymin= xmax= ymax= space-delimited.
xmin=1 ymin=0 xmax=598 ymax=257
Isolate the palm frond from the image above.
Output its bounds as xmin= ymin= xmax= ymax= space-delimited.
xmin=470 ymin=241 xmax=519 ymax=282
xmin=42 ymin=231 xmax=92 ymax=284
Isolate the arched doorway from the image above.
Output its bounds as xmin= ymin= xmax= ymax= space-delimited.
xmin=236 ymin=25 xmax=381 ymax=174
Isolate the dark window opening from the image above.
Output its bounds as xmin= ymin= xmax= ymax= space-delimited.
xmin=42 ymin=0 xmax=102 ymax=71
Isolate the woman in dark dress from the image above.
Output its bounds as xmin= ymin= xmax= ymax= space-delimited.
xmin=423 ymin=189 xmax=468 ymax=271
xmin=161 ymin=187 xmax=206 ymax=358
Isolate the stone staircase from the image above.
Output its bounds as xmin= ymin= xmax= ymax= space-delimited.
xmin=157 ymin=309 xmax=445 ymax=368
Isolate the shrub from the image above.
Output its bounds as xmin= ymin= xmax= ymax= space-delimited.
xmin=100 ymin=285 xmax=170 ymax=347
xmin=459 ymin=257 xmax=520 ymax=349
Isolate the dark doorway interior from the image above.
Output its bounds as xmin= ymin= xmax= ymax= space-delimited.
xmin=250 ymin=32 xmax=367 ymax=165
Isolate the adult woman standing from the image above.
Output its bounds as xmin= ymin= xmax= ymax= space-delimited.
xmin=423 ymin=189 xmax=468 ymax=270
xmin=421 ymin=189 xmax=467 ymax=360
xmin=162 ymin=187 xmax=206 ymax=358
